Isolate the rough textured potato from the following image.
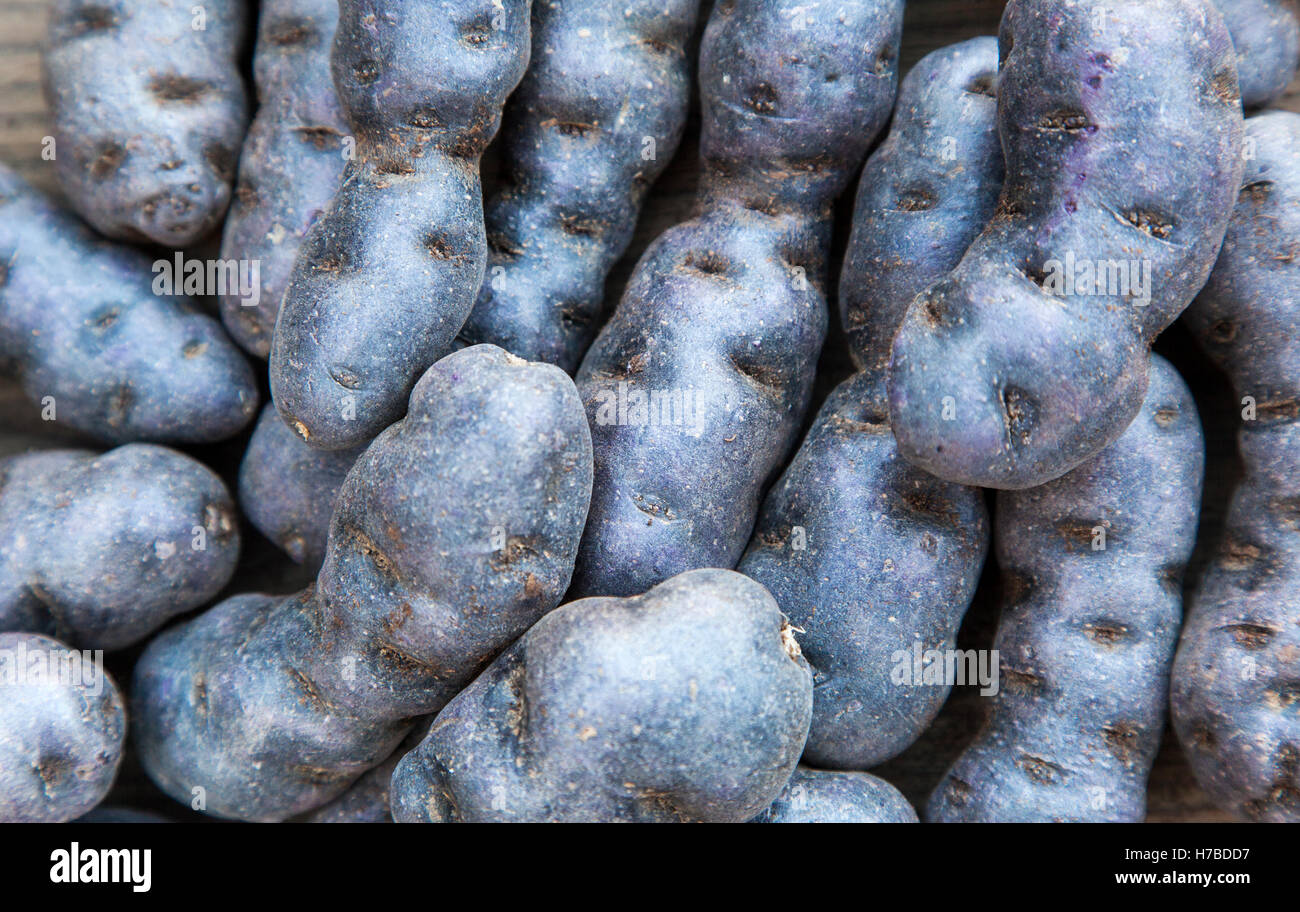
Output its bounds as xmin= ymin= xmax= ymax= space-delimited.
xmin=219 ymin=0 xmax=349 ymax=357
xmin=928 ymin=356 xmax=1204 ymax=822
xmin=0 ymin=444 xmax=240 ymax=651
xmin=0 ymin=164 xmax=258 ymax=444
xmin=1172 ymin=112 xmax=1300 ymax=822
xmin=738 ymin=40 xmax=998 ymax=771
xmin=888 ymin=0 xmax=1244 ymax=489
xmin=43 ymin=0 xmax=251 ymax=246
xmin=569 ymin=0 xmax=905 ymax=598
xmin=739 ymin=373 xmax=988 ymax=769
xmin=1214 ymin=0 xmax=1300 ymax=107
xmin=0 ymin=633 xmax=125 ymax=822
xmin=239 ymin=404 xmax=362 ymax=572
xmin=751 ymin=767 xmax=918 ymax=823
xmin=390 ymin=568 xmax=812 ymax=823
xmin=840 ymin=37 xmax=1003 ymax=374
xmin=134 ymin=345 xmax=593 ymax=821
xmin=270 ymin=0 xmax=532 ymax=451
xmin=458 ymin=0 xmax=702 ymax=372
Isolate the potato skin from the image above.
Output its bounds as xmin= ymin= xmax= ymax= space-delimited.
xmin=1172 ymin=112 xmax=1300 ymax=822
xmin=928 ymin=356 xmax=1204 ymax=822
xmin=390 ymin=568 xmax=812 ymax=823
xmin=219 ymin=0 xmax=349 ymax=357
xmin=0 ymin=164 xmax=258 ymax=444
xmin=43 ymin=0 xmax=251 ymax=246
xmin=740 ymin=41 xmax=996 ymax=771
xmin=888 ymin=0 xmax=1244 ymax=490
xmin=739 ymin=373 xmax=988 ymax=769
xmin=269 ymin=0 xmax=532 ymax=451
xmin=294 ymin=718 xmax=433 ymax=822
xmin=133 ymin=345 xmax=593 ymax=821
xmin=238 ymin=404 xmax=362 ymax=572
xmin=295 ymin=744 xmax=402 ymax=823
xmin=840 ymin=37 xmax=1003 ymax=375
xmin=1214 ymin=0 xmax=1300 ymax=107
xmin=0 ymin=633 xmax=125 ymax=822
xmin=569 ymin=0 xmax=905 ymax=598
xmin=295 ymin=763 xmax=395 ymax=823
xmin=0 ymin=445 xmax=240 ymax=651
xmin=458 ymin=0 xmax=702 ymax=372
xmin=751 ymin=767 xmax=917 ymax=824
xmin=293 ymin=719 xmax=430 ymax=822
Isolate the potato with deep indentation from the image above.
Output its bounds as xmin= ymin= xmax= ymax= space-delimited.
xmin=928 ymin=356 xmax=1204 ymax=822
xmin=270 ymin=0 xmax=532 ymax=451
xmin=134 ymin=345 xmax=593 ymax=821
xmin=569 ymin=0 xmax=905 ymax=598
xmin=390 ymin=568 xmax=812 ymax=823
xmin=739 ymin=39 xmax=998 ymax=772
xmin=1172 ymin=112 xmax=1300 ymax=823
xmin=219 ymin=0 xmax=350 ymax=357
xmin=739 ymin=375 xmax=989 ymax=770
xmin=887 ymin=0 xmax=1243 ymax=490
xmin=43 ymin=0 xmax=251 ymax=246
xmin=839 ymin=36 xmax=1003 ymax=375
xmin=457 ymin=0 xmax=703 ymax=372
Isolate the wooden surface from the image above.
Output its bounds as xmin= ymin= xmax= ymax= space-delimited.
xmin=0 ymin=0 xmax=55 ymax=195
xmin=4 ymin=0 xmax=1298 ymax=822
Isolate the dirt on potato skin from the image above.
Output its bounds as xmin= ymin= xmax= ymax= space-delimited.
xmin=1214 ymin=0 xmax=1300 ymax=107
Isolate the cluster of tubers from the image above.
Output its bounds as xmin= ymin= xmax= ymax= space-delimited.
xmin=0 ymin=0 xmax=1295 ymax=823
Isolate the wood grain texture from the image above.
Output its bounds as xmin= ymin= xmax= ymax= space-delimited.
xmin=3 ymin=0 xmax=1293 ymax=822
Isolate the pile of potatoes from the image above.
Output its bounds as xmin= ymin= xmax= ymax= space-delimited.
xmin=0 ymin=0 xmax=1296 ymax=823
